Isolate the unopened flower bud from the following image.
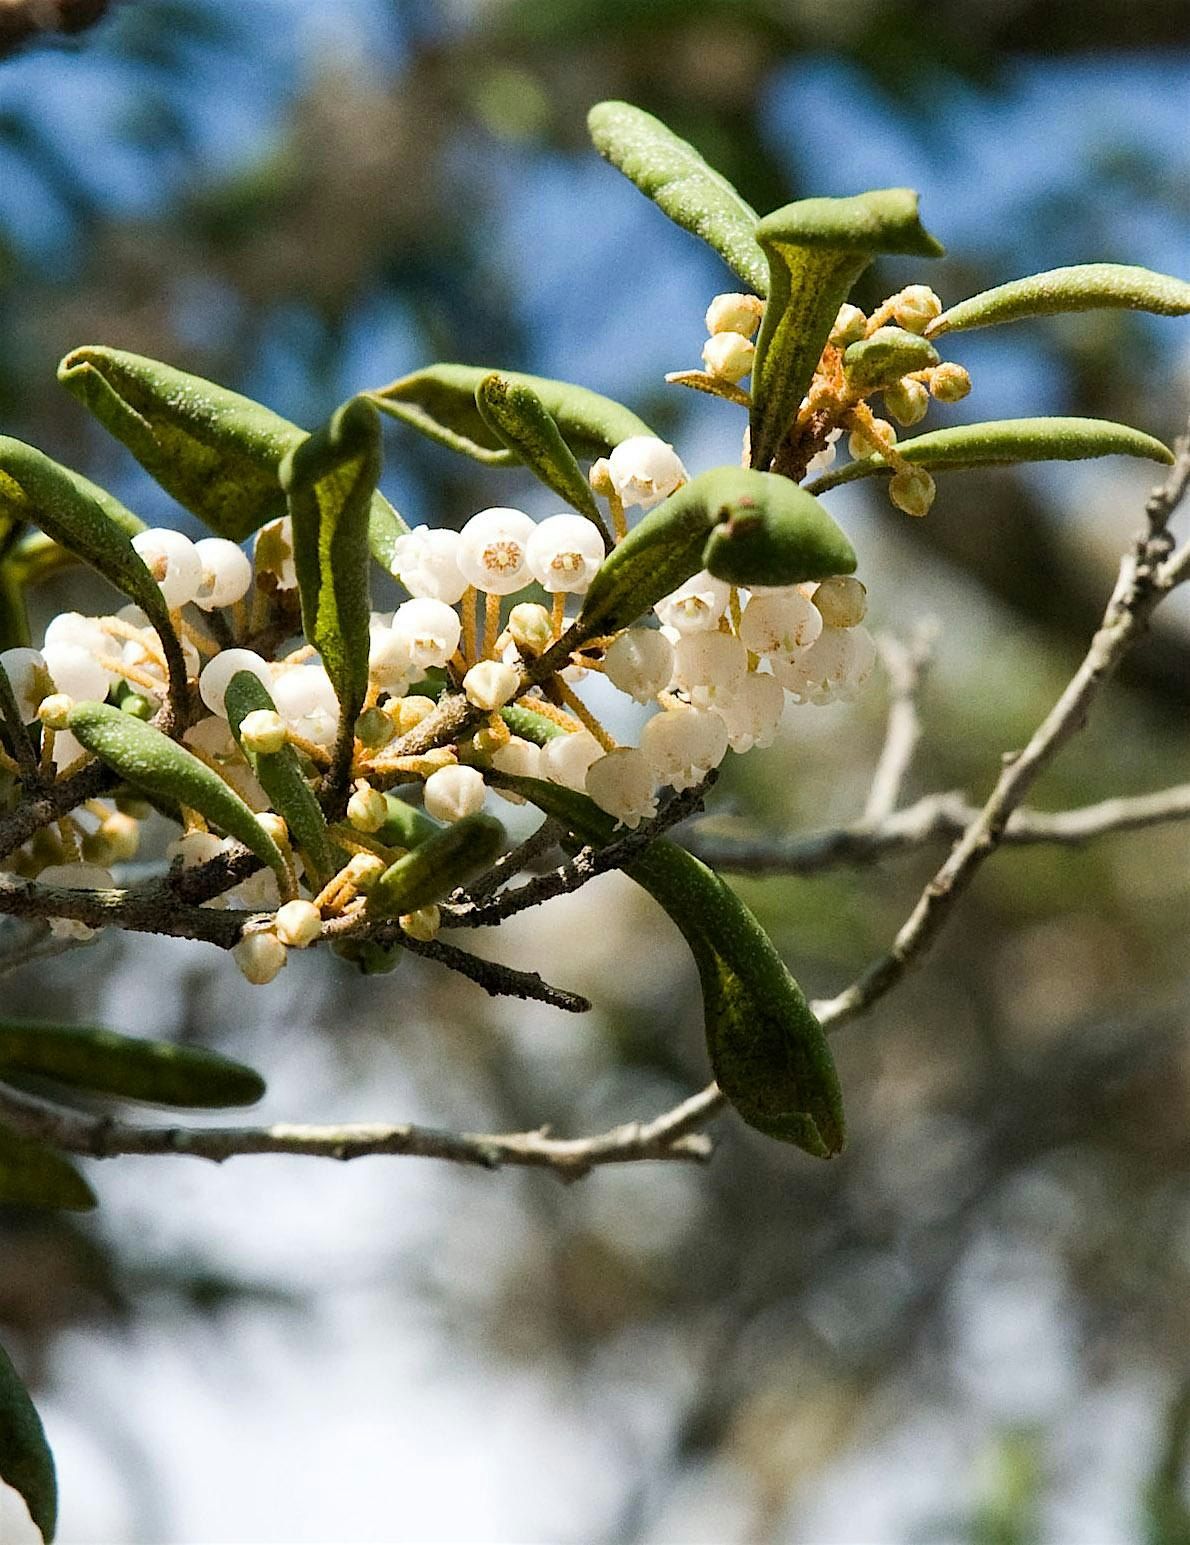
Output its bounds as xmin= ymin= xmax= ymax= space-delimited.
xmin=345 ymin=852 xmax=386 ymax=892
xmin=702 ymin=331 xmax=755 ymax=383
xmin=234 ymin=930 xmax=287 ymax=984
xmin=96 ymin=811 xmax=140 ymax=865
xmin=888 ymin=466 xmax=936 ymax=518
xmin=473 ymin=720 xmax=511 ymax=758
xmin=588 ymin=457 xmax=615 ymax=497
xmin=705 ymin=292 xmax=764 ymax=338
xmin=347 ymin=784 xmax=388 ymax=833
xmin=606 ymin=437 xmax=687 ymax=510
xmin=830 ymin=304 xmax=867 ymax=346
xmin=257 ymin=812 xmax=289 ymax=848
xmin=892 ymin=285 xmax=942 ymax=333
xmin=883 ymin=376 xmax=930 ymax=426
xmin=240 ymin=708 xmax=287 ymax=755
xmin=386 ymin=696 xmax=437 ymax=735
xmin=930 ymin=362 xmax=971 ymax=403
xmin=508 ymin=602 xmax=553 ymax=656
xmin=399 ymin=905 xmax=441 ymax=942
xmin=274 ymin=899 xmax=322 ymax=948
xmin=541 ymin=729 xmax=602 ymax=791
xmin=463 ymin=659 xmax=520 ymax=711
xmin=812 ymin=576 xmax=868 ymax=628
xmin=355 ymin=706 xmax=395 ymax=749
xmin=423 ymin=763 xmax=486 ymax=823
xmin=848 ymin=418 xmax=896 ymax=460
xmin=585 ymin=748 xmax=658 ymax=829
xmin=37 ymin=693 xmax=73 ymax=731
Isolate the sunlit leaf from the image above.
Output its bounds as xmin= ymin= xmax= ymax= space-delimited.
xmin=366 ymin=811 xmax=505 ymax=919
xmin=0 ymin=1124 xmax=95 ymax=1215
xmin=476 ymin=373 xmax=607 ymax=534
xmin=750 ymin=190 xmax=944 ymax=471
xmin=587 ymin=99 xmax=768 ymax=294
xmin=927 ymin=262 xmax=1190 ymax=337
xmin=0 ymin=1336 xmax=58 ymax=1540
xmin=842 ymin=325 xmax=939 ymax=390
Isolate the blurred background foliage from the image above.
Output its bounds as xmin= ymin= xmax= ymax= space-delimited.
xmin=0 ymin=1 xmax=1189 ymax=1539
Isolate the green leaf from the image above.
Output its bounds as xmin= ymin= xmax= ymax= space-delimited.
xmin=927 ymin=262 xmax=1190 ymax=338
xmin=578 ymin=467 xmax=855 ymax=637
xmin=375 ymin=793 xmax=442 ymax=850
xmin=0 ymin=1124 xmax=95 ymax=1214
xmin=805 ymin=416 xmax=1175 ymax=494
xmin=0 ymin=1022 xmax=264 ymax=1108
xmin=494 ymin=776 xmax=845 ymax=1157
xmin=0 ymin=1336 xmax=58 ymax=1540
xmin=499 ymin=701 xmax=570 ymax=745
xmin=366 ymin=811 xmax=505 ymax=919
xmin=224 ymin=671 xmax=343 ymax=891
xmin=370 ymin=364 xmax=654 ymax=467
xmin=279 ymin=397 xmax=379 ymax=738
xmin=586 ymin=99 xmax=768 ymax=295
xmin=842 ymin=326 xmax=939 ymax=391
xmin=57 ymin=346 xmax=407 ymax=559
xmin=750 ymin=190 xmax=944 ymax=472
xmin=67 ymin=702 xmax=290 ymax=888
xmin=475 ymin=374 xmax=607 ymax=536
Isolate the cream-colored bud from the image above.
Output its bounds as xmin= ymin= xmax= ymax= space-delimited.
xmin=705 ymin=292 xmax=764 ymax=338
xmin=463 ymin=659 xmax=520 ymax=711
xmin=240 ymin=708 xmax=287 ymax=755
xmin=386 ymin=696 xmax=437 ymax=734
xmin=257 ymin=812 xmax=289 ymax=847
xmin=399 ymin=905 xmax=441 ymax=942
xmin=701 ymin=331 xmax=755 ymax=383
xmin=37 ymin=693 xmax=73 ymax=731
xmin=883 ymin=377 xmax=930 ymax=427
xmin=830 ymin=304 xmax=867 ymax=346
xmin=888 ymin=466 xmax=936 ymax=518
xmin=892 ymin=285 xmax=942 ymax=334
xmin=345 ymin=852 xmax=387 ymax=891
xmin=274 ymin=898 xmax=322 ymax=948
xmin=473 ymin=720 xmax=511 ymax=758
xmin=588 ymin=456 xmax=615 ymax=497
xmin=233 ymin=929 xmax=287 ymax=985
xmin=347 ymin=784 xmax=388 ymax=833
xmin=812 ymin=576 xmax=868 ymax=629
xmin=99 ymin=811 xmax=140 ymax=864
xmin=847 ymin=418 xmax=896 ymax=459
xmin=508 ymin=602 xmax=553 ymax=656
xmin=930 ymin=362 xmax=971 ymax=403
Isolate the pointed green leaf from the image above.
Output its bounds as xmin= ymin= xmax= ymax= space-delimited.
xmin=375 ymin=793 xmax=442 ymax=850
xmin=366 ymin=811 xmax=505 ymax=919
xmin=67 ymin=701 xmax=289 ymax=887
xmin=475 ymin=374 xmax=607 ymax=536
xmin=0 ymin=1337 xmax=58 ymax=1540
xmin=927 ymin=263 xmax=1190 ymax=338
xmin=499 ymin=701 xmax=570 ymax=745
xmin=842 ymin=326 xmax=939 ymax=391
xmin=56 ymin=346 xmax=407 ymax=559
xmin=279 ymin=397 xmax=378 ymax=738
xmin=578 ymin=468 xmax=855 ymax=637
xmin=0 ymin=1124 xmax=95 ymax=1214
xmin=750 ymin=190 xmax=944 ymax=472
xmin=224 ymin=671 xmax=343 ymax=890
xmin=587 ymin=99 xmax=768 ymax=295
xmin=370 ymin=364 xmax=654 ymax=467
xmin=805 ymin=416 xmax=1174 ymax=494
xmin=493 ymin=775 xmax=845 ymax=1157
xmin=0 ymin=1022 xmax=264 ymax=1108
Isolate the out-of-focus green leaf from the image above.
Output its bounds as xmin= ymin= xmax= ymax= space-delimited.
xmin=578 ymin=467 xmax=855 ymax=637
xmin=375 ymin=794 xmax=441 ymax=850
xmin=366 ymin=811 xmax=505 ymax=919
xmin=805 ymin=416 xmax=1174 ymax=494
xmin=279 ymin=397 xmax=378 ymax=741
xmin=495 ymin=776 xmax=845 ymax=1157
xmin=0 ymin=563 xmax=30 ymax=650
xmin=67 ymin=702 xmax=289 ymax=888
xmin=587 ymin=99 xmax=768 ymax=294
xmin=476 ymin=374 xmax=607 ymax=535
xmin=224 ymin=671 xmax=343 ymax=890
xmin=370 ymin=364 xmax=653 ymax=467
xmin=0 ymin=1336 xmax=58 ymax=1539
xmin=842 ymin=326 xmax=939 ymax=390
xmin=0 ymin=1124 xmax=95 ymax=1215
xmin=750 ymin=190 xmax=944 ymax=471
xmin=927 ymin=262 xmax=1190 ymax=337
xmin=0 ymin=1022 xmax=264 ymax=1108
xmin=56 ymin=347 xmax=407 ymax=561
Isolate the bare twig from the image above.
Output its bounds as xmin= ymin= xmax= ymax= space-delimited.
xmin=862 ymin=624 xmax=936 ymax=823
xmin=399 ymin=933 xmax=591 ymax=1013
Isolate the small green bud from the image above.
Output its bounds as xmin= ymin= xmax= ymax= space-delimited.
xmin=888 ymin=466 xmax=936 ymax=517
xmin=508 ymin=602 xmax=553 ymax=656
xmin=829 ymin=304 xmax=867 ymax=347
xmin=883 ymin=377 xmax=930 ymax=427
xmin=240 ymin=708 xmax=287 ymax=755
xmin=120 ymin=694 xmax=154 ymax=720
xmin=812 ymin=576 xmax=868 ymax=628
xmin=892 ymin=285 xmax=942 ymax=333
xmin=37 ymin=693 xmax=73 ymax=731
xmin=930 ymin=362 xmax=972 ymax=403
xmin=355 ymin=706 xmax=395 ymax=749
xmin=347 ymin=784 xmax=388 ymax=834
xmin=399 ymin=904 xmax=441 ymax=942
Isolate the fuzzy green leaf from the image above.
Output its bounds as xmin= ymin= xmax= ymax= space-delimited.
xmin=67 ymin=702 xmax=289 ymax=886
xmin=587 ymin=99 xmax=768 ymax=295
xmin=494 ymin=776 xmax=845 ymax=1157
xmin=476 ymin=374 xmax=607 ymax=535
xmin=0 ymin=1124 xmax=96 ymax=1214
xmin=927 ymin=263 xmax=1190 ymax=338
xmin=375 ymin=794 xmax=442 ymax=850
xmin=57 ymin=346 xmax=407 ymax=560
xmin=279 ymin=397 xmax=379 ymax=737
xmin=578 ymin=467 xmax=855 ymax=637
xmin=0 ymin=1337 xmax=58 ymax=1540
xmin=0 ymin=1022 xmax=265 ymax=1108
xmin=805 ymin=416 xmax=1174 ymax=494
xmin=370 ymin=364 xmax=654 ymax=467
xmin=499 ymin=701 xmax=570 ymax=745
xmin=842 ymin=326 xmax=939 ymax=390
xmin=750 ymin=190 xmax=944 ymax=472
xmin=366 ymin=811 xmax=505 ymax=919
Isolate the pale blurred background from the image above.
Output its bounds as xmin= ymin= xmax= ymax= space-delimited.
xmin=1 ymin=2 xmax=1189 ymax=1540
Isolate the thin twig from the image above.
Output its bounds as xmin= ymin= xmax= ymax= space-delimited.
xmin=862 ymin=623 xmax=937 ymax=823
xmin=399 ymin=933 xmax=591 ymax=1013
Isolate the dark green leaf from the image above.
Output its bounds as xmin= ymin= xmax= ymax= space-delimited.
xmin=0 ymin=1124 xmax=95 ymax=1214
xmin=0 ymin=1336 xmax=58 ymax=1539
xmin=927 ymin=262 xmax=1190 ymax=337
xmin=366 ymin=812 xmax=505 ymax=919
xmin=700 ymin=474 xmax=857 ymax=587
xmin=476 ymin=374 xmax=607 ymax=536
xmin=587 ymin=99 xmax=768 ymax=294
xmin=375 ymin=794 xmax=442 ymax=850
xmin=750 ymin=190 xmax=944 ymax=471
xmin=0 ymin=1022 xmax=264 ymax=1108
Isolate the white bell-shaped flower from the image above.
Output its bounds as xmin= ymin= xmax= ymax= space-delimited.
xmin=43 ymin=611 xmax=109 ymax=657
xmin=184 ymin=715 xmax=238 ymax=761
xmin=585 ymin=747 xmax=658 ymax=829
xmin=541 ymin=728 xmax=603 ymax=791
xmin=738 ymin=589 xmax=823 ymax=661
xmin=606 ymin=437 xmax=687 ymax=510
xmin=603 ymin=628 xmax=674 ymax=704
xmin=271 ymin=664 xmax=339 ymax=745
xmin=390 ymin=526 xmax=469 ymax=604
xmin=423 ymin=763 xmax=486 ymax=823
xmin=0 ymin=647 xmax=52 ymax=722
xmin=774 ymin=624 xmax=877 ymax=705
xmin=715 ymin=670 xmax=786 ymax=752
xmin=198 ymin=648 xmax=272 ymax=717
xmin=654 ymin=571 xmax=731 ymax=635
xmin=368 ymin=622 xmax=414 ymax=694
xmin=526 ymin=514 xmax=604 ymax=593
xmin=458 ymin=507 xmax=535 ymax=595
xmin=671 ymin=630 xmax=748 ymax=708
xmin=640 ymin=705 xmax=728 ymax=791
xmin=38 ymin=861 xmax=113 ymax=941
xmin=131 ymin=528 xmax=203 ymax=608
xmin=193 ymin=537 xmax=253 ymax=610
xmin=391 ymin=598 xmax=462 ymax=670
xmin=491 ymin=735 xmax=542 ymax=781
xmin=43 ymin=641 xmax=112 ymax=702
xmin=463 ymin=659 xmax=519 ymax=710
